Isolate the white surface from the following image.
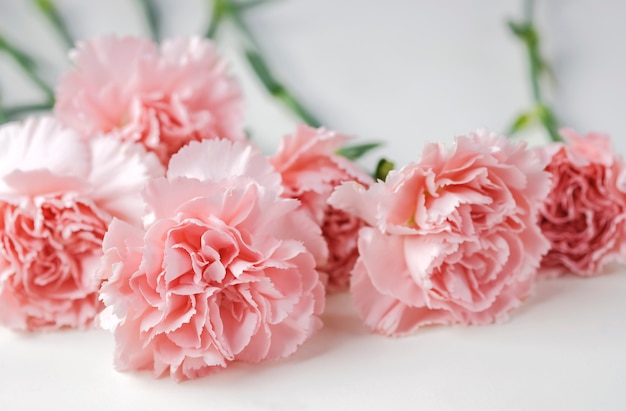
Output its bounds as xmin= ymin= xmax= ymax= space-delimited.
xmin=1 ymin=1 xmax=625 ymax=410
xmin=2 ymin=273 xmax=626 ymax=411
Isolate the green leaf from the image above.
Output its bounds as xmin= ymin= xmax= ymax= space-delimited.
xmin=0 ymin=92 xmax=6 ymax=124
xmin=136 ymin=0 xmax=160 ymax=42
xmin=507 ymin=20 xmax=537 ymax=45
xmin=227 ymin=2 xmax=258 ymax=44
xmin=507 ymin=111 xmax=535 ymax=136
xmin=508 ymin=0 xmax=561 ymax=144
xmin=32 ymin=0 xmax=73 ymax=48
xmin=536 ymin=104 xmax=563 ymax=142
xmin=235 ymin=5 xmax=321 ymax=126
xmin=275 ymin=90 xmax=321 ymax=127
xmin=206 ymin=0 xmax=227 ymax=39
xmin=336 ymin=142 xmax=382 ymax=160
xmin=0 ymin=33 xmax=54 ymax=103
xmin=374 ymin=158 xmax=394 ymax=181
xmin=3 ymin=102 xmax=53 ymax=120
xmin=0 ymin=34 xmax=35 ymax=70
xmin=245 ymin=49 xmax=280 ymax=92
xmin=507 ymin=20 xmax=526 ymax=37
xmin=245 ymin=49 xmax=321 ymax=126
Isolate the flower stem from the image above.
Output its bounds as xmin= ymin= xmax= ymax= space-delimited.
xmin=206 ymin=0 xmax=227 ymax=38
xmin=0 ymin=33 xmax=54 ymax=105
xmin=207 ymin=0 xmax=322 ymax=127
xmin=244 ymin=49 xmax=321 ymax=127
xmin=508 ymin=0 xmax=562 ymax=142
xmin=3 ymin=102 xmax=54 ymax=119
xmin=0 ymin=94 xmax=6 ymax=124
xmin=32 ymin=0 xmax=74 ymax=49
xmin=137 ymin=0 xmax=161 ymax=42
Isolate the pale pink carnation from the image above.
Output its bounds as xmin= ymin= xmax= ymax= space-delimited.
xmin=55 ymin=35 xmax=244 ymax=165
xmin=0 ymin=117 xmax=163 ymax=331
xmin=270 ymin=125 xmax=373 ymax=293
xmin=98 ymin=139 xmax=325 ymax=381
xmin=537 ymin=129 xmax=626 ymax=276
xmin=330 ymin=130 xmax=551 ymax=336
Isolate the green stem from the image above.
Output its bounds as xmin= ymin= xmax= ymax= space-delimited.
xmin=206 ymin=0 xmax=227 ymax=38
xmin=0 ymin=98 xmax=6 ymax=124
xmin=275 ymin=88 xmax=321 ymax=127
xmin=32 ymin=0 xmax=74 ymax=49
xmin=244 ymin=48 xmax=321 ymax=127
xmin=524 ymin=1 xmax=542 ymax=103
xmin=137 ymin=0 xmax=161 ymax=42
xmin=3 ymin=102 xmax=54 ymax=119
xmin=209 ymin=0 xmax=322 ymax=127
xmin=512 ymin=0 xmax=562 ymax=142
xmin=0 ymin=34 xmax=54 ymax=105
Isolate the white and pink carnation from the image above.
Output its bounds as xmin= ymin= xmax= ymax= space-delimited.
xmin=98 ymin=139 xmax=326 ymax=381
xmin=270 ymin=126 xmax=373 ymax=293
xmin=0 ymin=117 xmax=163 ymax=331
xmin=537 ymin=129 xmax=626 ymax=277
xmin=55 ymin=35 xmax=244 ymax=165
xmin=330 ymin=130 xmax=551 ymax=336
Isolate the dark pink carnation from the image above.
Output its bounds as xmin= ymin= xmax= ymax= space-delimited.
xmin=98 ymin=139 xmax=325 ymax=381
xmin=538 ymin=129 xmax=626 ymax=276
xmin=270 ymin=126 xmax=373 ymax=293
xmin=55 ymin=36 xmax=244 ymax=165
xmin=330 ymin=130 xmax=551 ymax=336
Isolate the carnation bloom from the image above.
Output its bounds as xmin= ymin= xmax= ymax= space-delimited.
xmin=55 ymin=35 xmax=244 ymax=165
xmin=0 ymin=117 xmax=163 ymax=331
xmin=537 ymin=129 xmax=626 ymax=276
xmin=329 ymin=130 xmax=551 ymax=336
xmin=98 ymin=139 xmax=326 ymax=381
xmin=270 ymin=126 xmax=373 ymax=293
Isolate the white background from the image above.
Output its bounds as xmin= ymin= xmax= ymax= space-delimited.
xmin=0 ymin=1 xmax=625 ymax=410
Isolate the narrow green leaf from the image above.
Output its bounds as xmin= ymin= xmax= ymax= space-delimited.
xmin=206 ymin=0 xmax=227 ymax=39
xmin=507 ymin=111 xmax=535 ymax=136
xmin=0 ymin=35 xmax=35 ymax=70
xmin=137 ymin=0 xmax=161 ymax=42
xmin=507 ymin=0 xmax=561 ymax=144
xmin=0 ymin=92 xmax=6 ymax=124
xmin=235 ymin=4 xmax=322 ymax=126
xmin=507 ymin=20 xmax=537 ymax=45
xmin=3 ymin=102 xmax=53 ymax=119
xmin=32 ymin=0 xmax=73 ymax=48
xmin=507 ymin=20 xmax=526 ymax=37
xmin=336 ymin=142 xmax=382 ymax=160
xmin=0 ymin=33 xmax=54 ymax=103
xmin=245 ymin=49 xmax=280 ymax=92
xmin=245 ymin=50 xmax=321 ymax=126
xmin=227 ymin=2 xmax=257 ymax=45
xmin=536 ymin=104 xmax=563 ymax=142
xmin=375 ymin=158 xmax=394 ymax=181
xmin=275 ymin=89 xmax=321 ymax=127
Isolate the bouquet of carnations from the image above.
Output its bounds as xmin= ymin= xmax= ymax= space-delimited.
xmin=1 ymin=4 xmax=624 ymax=382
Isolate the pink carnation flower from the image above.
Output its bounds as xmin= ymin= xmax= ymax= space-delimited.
xmin=330 ymin=130 xmax=551 ymax=336
xmin=0 ymin=117 xmax=163 ymax=331
xmin=270 ymin=126 xmax=373 ymax=293
xmin=537 ymin=129 xmax=626 ymax=276
xmin=55 ymin=35 xmax=244 ymax=165
xmin=99 ymin=139 xmax=325 ymax=381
